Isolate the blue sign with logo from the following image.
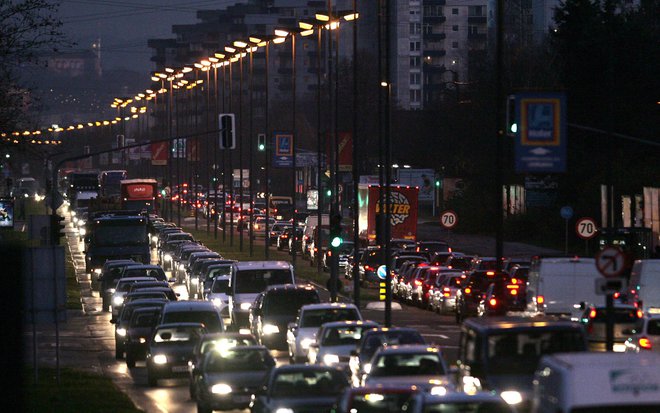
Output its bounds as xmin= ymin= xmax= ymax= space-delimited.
xmin=560 ymin=206 xmax=574 ymax=220
xmin=377 ymin=265 xmax=387 ymax=280
xmin=514 ymin=93 xmax=566 ymax=173
xmin=273 ymin=132 xmax=293 ymax=168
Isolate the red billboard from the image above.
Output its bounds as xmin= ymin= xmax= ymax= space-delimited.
xmin=151 ymin=142 xmax=168 ymax=166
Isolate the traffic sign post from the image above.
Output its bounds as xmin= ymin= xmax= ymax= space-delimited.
xmin=576 ymin=217 xmax=598 ymax=255
xmin=440 ymin=210 xmax=458 ymax=229
xmin=595 ymin=246 xmax=628 ymax=353
xmin=560 ymin=206 xmax=573 ymax=256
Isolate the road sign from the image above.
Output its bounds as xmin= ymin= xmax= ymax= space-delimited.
xmin=377 ymin=265 xmax=387 ymax=280
xmin=595 ymin=246 xmax=627 ymax=278
xmin=576 ymin=217 xmax=598 ymax=240
xmin=560 ymin=205 xmax=574 ymax=220
xmin=440 ymin=210 xmax=458 ymax=229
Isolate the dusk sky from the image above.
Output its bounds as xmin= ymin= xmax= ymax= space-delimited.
xmin=56 ymin=0 xmax=240 ymax=73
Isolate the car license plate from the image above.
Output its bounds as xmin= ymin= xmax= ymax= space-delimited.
xmin=171 ymin=366 xmax=189 ymax=373
xmin=232 ymin=395 xmax=250 ymax=403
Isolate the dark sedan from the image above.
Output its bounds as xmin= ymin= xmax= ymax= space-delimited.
xmin=146 ymin=322 xmax=206 ymax=386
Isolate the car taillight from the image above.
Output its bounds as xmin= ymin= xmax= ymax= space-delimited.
xmin=486 ymin=271 xmax=495 ymax=276
xmin=327 ymin=250 xmax=332 ymax=257
xmin=589 ymin=309 xmax=597 ymax=319
xmin=464 ymin=287 xmax=472 ymax=294
xmin=364 ymin=265 xmax=374 ymax=271
xmin=637 ymin=309 xmax=643 ymax=318
xmin=414 ymin=280 xmax=422 ymax=286
xmin=537 ymin=295 xmax=545 ymax=305
xmin=613 ymin=292 xmax=621 ymax=299
xmin=639 ymin=337 xmax=652 ymax=350
xmin=443 ymin=287 xmax=450 ymax=297
xmin=510 ymin=289 xmax=518 ymax=296
xmin=489 ymin=298 xmax=497 ymax=306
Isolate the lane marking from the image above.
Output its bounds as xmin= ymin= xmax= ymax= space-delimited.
xmin=422 ymin=333 xmax=450 ymax=339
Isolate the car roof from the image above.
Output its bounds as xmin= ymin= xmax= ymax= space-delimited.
xmin=419 ymin=391 xmax=507 ymax=404
xmin=372 ymin=344 xmax=442 ymax=355
xmin=262 ymin=283 xmax=316 ymax=293
xmin=123 ymin=298 xmax=168 ymax=307
xmin=300 ymin=302 xmax=359 ymax=311
xmin=463 ymin=316 xmax=585 ymax=331
xmin=156 ymin=322 xmax=206 ymax=329
xmin=344 ymin=384 xmax=420 ymax=395
xmin=124 ymin=264 xmax=163 ymax=270
xmin=319 ymin=320 xmax=379 ymax=329
xmin=273 ymin=364 xmax=343 ymax=374
xmin=163 ymin=300 xmax=218 ymax=311
xmin=363 ymin=327 xmax=421 ymax=334
xmin=233 ymin=261 xmax=292 ymax=270
xmin=200 ymin=332 xmax=256 ymax=341
xmin=117 ymin=277 xmax=156 ymax=283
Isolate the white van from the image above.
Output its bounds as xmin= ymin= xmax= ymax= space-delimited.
xmin=526 ymin=257 xmax=603 ymax=320
xmin=227 ymin=261 xmax=295 ymax=332
xmin=532 ymin=352 xmax=660 ymax=413
xmin=301 ymin=213 xmax=328 ymax=257
xmin=629 ymin=259 xmax=660 ymax=314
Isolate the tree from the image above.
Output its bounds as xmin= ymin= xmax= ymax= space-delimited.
xmin=0 ymin=0 xmax=65 ymax=133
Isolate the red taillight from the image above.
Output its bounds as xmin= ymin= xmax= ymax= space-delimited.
xmin=637 ymin=309 xmax=643 ymax=318
xmin=537 ymin=295 xmax=545 ymax=305
xmin=448 ymin=247 xmax=452 ymax=253
xmin=327 ymin=250 xmax=332 ymax=257
xmin=639 ymin=337 xmax=652 ymax=350
xmin=511 ymin=278 xmax=518 ymax=284
xmin=489 ymin=298 xmax=497 ymax=306
xmin=589 ymin=309 xmax=597 ymax=319
xmin=364 ymin=265 xmax=374 ymax=271
xmin=465 ymin=287 xmax=472 ymax=294
xmin=486 ymin=271 xmax=495 ymax=276
xmin=414 ymin=280 xmax=422 ymax=286
xmin=613 ymin=292 xmax=621 ymax=299
xmin=510 ymin=289 xmax=518 ymax=296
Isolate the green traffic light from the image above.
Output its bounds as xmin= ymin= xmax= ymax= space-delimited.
xmin=258 ymin=143 xmax=265 ymax=151
xmin=510 ymin=123 xmax=518 ymax=133
xmin=330 ymin=236 xmax=343 ymax=248
xmin=326 ymin=189 xmax=332 ymax=197
xmin=435 ymin=180 xmax=440 ymax=187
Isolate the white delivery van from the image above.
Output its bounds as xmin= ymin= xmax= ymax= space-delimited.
xmin=629 ymin=259 xmax=660 ymax=314
xmin=301 ymin=213 xmax=328 ymax=258
xmin=227 ymin=261 xmax=295 ymax=332
xmin=532 ymin=352 xmax=660 ymax=413
xmin=527 ymin=257 xmax=602 ymax=320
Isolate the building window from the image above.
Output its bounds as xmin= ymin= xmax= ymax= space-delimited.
xmin=468 ymin=5 xmax=484 ymax=16
xmin=410 ymin=41 xmax=420 ymax=51
xmin=469 ymin=25 xmax=478 ymax=35
xmin=410 ymin=72 xmax=420 ymax=85
xmin=452 ymin=8 xmax=458 ymax=15
xmin=410 ymin=56 xmax=420 ymax=67
xmin=452 ymin=25 xmax=459 ymax=31
xmin=452 ymin=41 xmax=458 ymax=48
xmin=410 ymin=89 xmax=421 ymax=103
xmin=409 ymin=23 xmax=421 ymax=35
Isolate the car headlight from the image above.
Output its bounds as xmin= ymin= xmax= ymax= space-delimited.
xmin=78 ymin=228 xmax=86 ymax=236
xmin=263 ymin=324 xmax=280 ymax=335
xmin=116 ymin=328 xmax=127 ymax=336
xmin=431 ymin=386 xmax=447 ymax=396
xmin=152 ymin=236 xmax=159 ymax=243
xmin=323 ymin=354 xmax=339 ymax=365
xmin=153 ymin=354 xmax=168 ymax=365
xmin=212 ymin=298 xmax=223 ymax=307
xmin=113 ymin=296 xmax=124 ymax=306
xmin=108 ymin=288 xmax=116 ymax=294
xmin=179 ymin=263 xmax=185 ymax=270
xmin=275 ymin=409 xmax=294 ymax=413
xmin=72 ymin=216 xmax=78 ymax=224
xmin=164 ymin=254 xmax=172 ymax=261
xmin=139 ymin=337 xmax=146 ymax=344
xmin=500 ymin=390 xmax=523 ymax=405
xmin=94 ymin=268 xmax=102 ymax=275
xmin=301 ymin=338 xmax=314 ymax=349
xmin=211 ymin=383 xmax=232 ymax=395
xmin=363 ymin=363 xmax=372 ymax=374
xmin=71 ymin=211 xmax=76 ymax=217
xmin=191 ymin=278 xmax=198 ymax=284
xmin=77 ymin=219 xmax=85 ymax=227
xmin=240 ymin=302 xmax=252 ymax=311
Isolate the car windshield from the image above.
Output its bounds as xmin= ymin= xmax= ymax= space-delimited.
xmin=204 ymin=348 xmax=273 ymax=372
xmin=422 ymin=402 xmax=512 ymax=413
xmin=362 ymin=332 xmax=425 ymax=358
xmin=94 ymin=224 xmax=148 ymax=246
xmin=117 ymin=280 xmax=153 ymax=293
xmin=207 ymin=265 xmax=232 ymax=280
xmin=130 ymin=312 xmax=159 ymax=328
xmin=349 ymin=392 xmax=415 ymax=413
xmin=486 ymin=330 xmax=586 ymax=375
xmin=153 ymin=326 xmax=204 ymax=343
xmin=211 ymin=279 xmax=230 ymax=293
xmin=271 ymin=370 xmax=347 ymax=398
xmin=199 ymin=337 xmax=257 ymax=355
xmin=123 ymin=268 xmax=166 ymax=281
xmin=300 ymin=308 xmax=360 ymax=328
xmin=321 ymin=325 xmax=371 ymax=346
xmin=370 ymin=353 xmax=445 ymax=376
xmin=233 ymin=269 xmax=293 ymax=294
xmin=162 ymin=311 xmax=222 ymax=332
xmin=264 ymin=290 xmax=320 ymax=315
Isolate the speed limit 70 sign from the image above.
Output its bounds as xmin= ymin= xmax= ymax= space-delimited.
xmin=576 ymin=217 xmax=598 ymax=240
xmin=440 ymin=210 xmax=458 ymax=229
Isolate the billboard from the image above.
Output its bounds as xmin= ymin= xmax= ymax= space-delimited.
xmin=396 ymin=168 xmax=435 ymax=202
xmin=0 ymin=198 xmax=15 ymax=228
xmin=273 ymin=132 xmax=293 ymax=167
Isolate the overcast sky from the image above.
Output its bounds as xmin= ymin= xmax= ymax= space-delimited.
xmin=57 ymin=0 xmax=239 ymax=73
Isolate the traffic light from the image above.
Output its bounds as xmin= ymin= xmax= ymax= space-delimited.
xmin=506 ymin=95 xmax=517 ymax=137
xmin=219 ymin=113 xmax=236 ymax=149
xmin=330 ymin=213 xmax=343 ymax=249
xmin=50 ymin=213 xmax=66 ymax=245
xmin=257 ymin=133 xmax=266 ymax=151
xmin=325 ymin=188 xmax=332 ymax=197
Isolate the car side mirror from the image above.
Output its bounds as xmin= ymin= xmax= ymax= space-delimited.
xmin=109 ymin=318 xmax=116 ymax=324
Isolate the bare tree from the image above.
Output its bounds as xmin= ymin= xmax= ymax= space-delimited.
xmin=0 ymin=0 xmax=65 ymax=132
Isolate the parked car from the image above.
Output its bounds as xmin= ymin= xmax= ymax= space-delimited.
xmin=146 ymin=322 xmax=207 ymax=386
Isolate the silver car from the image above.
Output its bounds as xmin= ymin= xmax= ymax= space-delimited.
xmin=307 ymin=320 xmax=379 ymax=371
xmin=624 ymin=313 xmax=660 ymax=353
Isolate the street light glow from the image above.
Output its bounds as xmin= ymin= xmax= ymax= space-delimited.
xmin=274 ymin=29 xmax=289 ymax=37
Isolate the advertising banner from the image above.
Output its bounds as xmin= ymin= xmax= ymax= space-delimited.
xmin=151 ymin=142 xmax=168 ymax=166
xmin=273 ymin=132 xmax=293 ymax=168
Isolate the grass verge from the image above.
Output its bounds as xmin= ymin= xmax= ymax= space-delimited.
xmin=24 ymin=368 xmax=144 ymax=413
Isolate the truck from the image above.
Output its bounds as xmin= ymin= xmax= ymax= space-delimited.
xmin=84 ymin=214 xmax=150 ymax=274
xmin=358 ymin=184 xmax=419 ymax=246
xmin=67 ymin=170 xmax=100 ymax=200
xmin=120 ymin=179 xmax=158 ymax=213
xmin=99 ymin=170 xmax=127 ymax=199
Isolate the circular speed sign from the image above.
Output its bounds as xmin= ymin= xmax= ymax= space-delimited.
xmin=575 ymin=217 xmax=598 ymax=240
xmin=440 ymin=210 xmax=458 ymax=229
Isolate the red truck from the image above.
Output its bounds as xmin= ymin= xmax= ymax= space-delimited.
xmin=120 ymin=179 xmax=158 ymax=213
xmin=358 ymin=184 xmax=419 ymax=245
